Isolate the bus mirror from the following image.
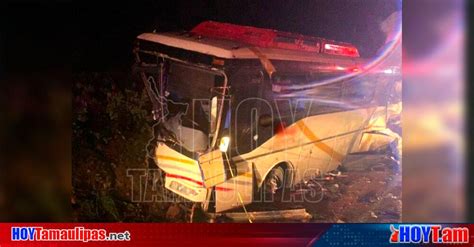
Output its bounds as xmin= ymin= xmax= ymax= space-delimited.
xmin=258 ymin=114 xmax=273 ymax=127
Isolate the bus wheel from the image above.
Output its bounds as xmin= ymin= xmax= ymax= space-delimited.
xmin=262 ymin=166 xmax=285 ymax=201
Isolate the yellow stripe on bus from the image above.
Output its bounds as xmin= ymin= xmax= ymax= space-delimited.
xmin=296 ymin=121 xmax=344 ymax=162
xmin=156 ymin=155 xmax=197 ymax=166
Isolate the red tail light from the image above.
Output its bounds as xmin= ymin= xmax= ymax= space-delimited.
xmin=323 ymin=43 xmax=360 ymax=57
xmin=191 ymin=21 xmax=360 ymax=56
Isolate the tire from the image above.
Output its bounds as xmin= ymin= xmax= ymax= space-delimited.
xmin=261 ymin=166 xmax=286 ymax=202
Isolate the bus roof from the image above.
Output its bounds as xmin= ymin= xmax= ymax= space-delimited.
xmin=137 ymin=32 xmax=364 ymax=66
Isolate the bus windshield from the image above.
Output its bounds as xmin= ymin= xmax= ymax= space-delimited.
xmin=157 ymin=62 xmax=225 ymax=153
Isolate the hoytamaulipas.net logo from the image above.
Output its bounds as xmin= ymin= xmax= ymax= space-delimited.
xmin=11 ymin=226 xmax=131 ymax=242
xmin=390 ymin=224 xmax=469 ymax=244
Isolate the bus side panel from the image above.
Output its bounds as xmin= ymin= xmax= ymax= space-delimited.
xmin=233 ymin=106 xmax=381 ymax=191
xmin=155 ymin=143 xmax=208 ymax=202
xmin=215 ymin=170 xmax=253 ymax=213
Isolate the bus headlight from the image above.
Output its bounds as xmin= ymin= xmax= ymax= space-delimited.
xmin=219 ymin=136 xmax=230 ymax=152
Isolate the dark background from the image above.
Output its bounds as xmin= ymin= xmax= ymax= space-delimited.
xmin=72 ymin=0 xmax=399 ymax=71
xmin=0 ymin=0 xmax=399 ymax=221
xmin=1 ymin=0 xmax=400 ymax=76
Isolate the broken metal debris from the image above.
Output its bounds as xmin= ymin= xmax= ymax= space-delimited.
xmin=370 ymin=211 xmax=378 ymax=219
xmin=342 ymin=153 xmax=399 ymax=172
xmin=210 ymin=208 xmax=312 ymax=223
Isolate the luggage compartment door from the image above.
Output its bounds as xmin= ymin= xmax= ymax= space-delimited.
xmin=198 ymin=149 xmax=227 ymax=188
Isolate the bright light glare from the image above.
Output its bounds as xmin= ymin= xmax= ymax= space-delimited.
xmin=384 ymin=68 xmax=394 ymax=74
xmin=219 ymin=136 xmax=230 ymax=152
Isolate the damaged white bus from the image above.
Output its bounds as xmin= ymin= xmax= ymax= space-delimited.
xmin=134 ymin=21 xmax=401 ymax=214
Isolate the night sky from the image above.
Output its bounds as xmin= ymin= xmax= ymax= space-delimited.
xmin=73 ymin=0 xmax=400 ymax=71
xmin=1 ymin=1 xmax=400 ymax=76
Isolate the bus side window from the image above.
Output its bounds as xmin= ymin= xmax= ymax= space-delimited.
xmin=231 ymin=71 xmax=268 ymax=154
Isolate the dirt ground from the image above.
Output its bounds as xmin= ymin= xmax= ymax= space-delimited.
xmin=306 ymin=158 xmax=401 ymax=223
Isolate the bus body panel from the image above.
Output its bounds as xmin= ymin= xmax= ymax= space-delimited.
xmin=215 ymin=170 xmax=254 ymax=212
xmin=155 ymin=143 xmax=207 ymax=202
xmin=206 ymin=106 xmax=394 ymax=212
xmin=234 ymin=106 xmax=381 ymax=182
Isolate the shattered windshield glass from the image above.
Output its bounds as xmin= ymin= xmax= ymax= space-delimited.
xmin=158 ymin=62 xmax=225 ymax=153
